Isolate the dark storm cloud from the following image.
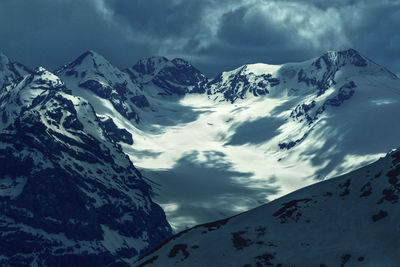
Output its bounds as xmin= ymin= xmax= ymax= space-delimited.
xmin=0 ymin=0 xmax=399 ymax=77
xmin=104 ymin=0 xmax=207 ymax=38
xmin=340 ymin=1 xmax=400 ymax=75
xmin=0 ymin=0 xmax=156 ymax=70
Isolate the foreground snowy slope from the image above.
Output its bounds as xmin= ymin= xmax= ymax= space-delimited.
xmin=0 ymin=63 xmax=172 ymax=266
xmin=135 ymin=148 xmax=400 ymax=266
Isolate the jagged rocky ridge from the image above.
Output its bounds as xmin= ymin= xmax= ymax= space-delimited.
xmin=125 ymin=56 xmax=207 ymax=95
xmin=60 ymin=49 xmax=399 ymax=155
xmin=0 ymin=64 xmax=172 ymax=266
xmin=135 ymin=148 xmax=400 ymax=266
xmin=57 ymin=49 xmax=397 ymax=139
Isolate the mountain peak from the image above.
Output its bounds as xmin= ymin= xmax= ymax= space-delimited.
xmin=326 ymin=48 xmax=361 ymax=56
xmin=0 ymin=53 xmax=31 ymax=89
xmin=171 ymin=58 xmax=192 ymax=68
xmin=128 ymin=55 xmax=207 ymax=95
xmin=0 ymin=52 xmax=10 ymax=66
xmin=34 ymin=66 xmax=48 ymax=73
xmin=132 ymin=56 xmax=170 ymax=75
xmin=131 ymin=56 xmax=204 ymax=76
xmin=79 ymin=49 xmax=106 ymax=62
xmin=56 ymin=50 xmax=126 ymax=84
xmin=63 ymin=50 xmax=112 ymax=71
xmin=30 ymin=66 xmax=64 ymax=89
xmin=317 ymin=48 xmax=368 ymax=68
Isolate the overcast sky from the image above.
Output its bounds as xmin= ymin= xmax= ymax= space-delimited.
xmin=0 ymin=0 xmax=399 ymax=77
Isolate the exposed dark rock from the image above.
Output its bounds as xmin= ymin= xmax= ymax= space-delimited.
xmin=100 ymin=117 xmax=133 ymax=145
xmin=232 ymin=231 xmax=252 ymax=250
xmin=372 ymin=210 xmax=388 ymax=222
xmin=273 ymin=199 xmax=312 ymax=223
xmin=360 ymin=182 xmax=372 ymax=197
xmin=131 ymin=95 xmax=150 ymax=108
xmin=340 ymin=254 xmax=351 ymax=267
xmin=339 ymin=179 xmax=351 ymax=197
xmin=168 ymin=244 xmax=189 ymax=260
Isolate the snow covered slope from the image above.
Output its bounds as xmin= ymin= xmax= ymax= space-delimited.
xmin=135 ymin=148 xmax=400 ymax=266
xmin=0 ymin=66 xmax=172 ymax=266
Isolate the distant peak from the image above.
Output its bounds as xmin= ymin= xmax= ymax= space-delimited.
xmin=132 ymin=56 xmax=201 ymax=75
xmin=34 ymin=66 xmax=48 ymax=73
xmin=324 ymin=48 xmax=363 ymax=59
xmin=316 ymin=48 xmax=368 ymax=68
xmin=33 ymin=66 xmax=59 ymax=80
xmin=0 ymin=52 xmax=10 ymax=65
xmin=343 ymin=48 xmax=361 ymax=54
xmin=30 ymin=66 xmax=64 ymax=89
xmin=136 ymin=56 xmax=170 ymax=66
xmin=65 ymin=50 xmax=111 ymax=70
xmin=243 ymin=63 xmax=281 ymax=76
xmin=0 ymin=52 xmax=8 ymax=58
xmin=80 ymin=49 xmax=103 ymax=59
xmin=0 ymin=53 xmax=31 ymax=84
xmin=132 ymin=56 xmax=170 ymax=75
xmin=171 ymin=58 xmax=191 ymax=67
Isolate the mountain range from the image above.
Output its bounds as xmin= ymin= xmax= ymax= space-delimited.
xmin=1 ymin=48 xmax=400 ymax=266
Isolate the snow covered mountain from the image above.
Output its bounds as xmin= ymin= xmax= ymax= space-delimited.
xmin=45 ymin=48 xmax=400 ymax=232
xmin=206 ymin=49 xmax=396 ymax=102
xmin=135 ymin=148 xmax=400 ymax=266
xmin=56 ymin=50 xmax=146 ymax=124
xmin=122 ymin=49 xmax=400 ymax=231
xmin=2 ymin=48 xmax=400 ymax=255
xmin=0 ymin=61 xmax=172 ymax=266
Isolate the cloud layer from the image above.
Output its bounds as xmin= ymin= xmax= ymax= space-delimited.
xmin=0 ymin=0 xmax=399 ymax=76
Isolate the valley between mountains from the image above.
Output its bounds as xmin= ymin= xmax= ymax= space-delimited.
xmin=1 ymin=49 xmax=400 ymax=266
